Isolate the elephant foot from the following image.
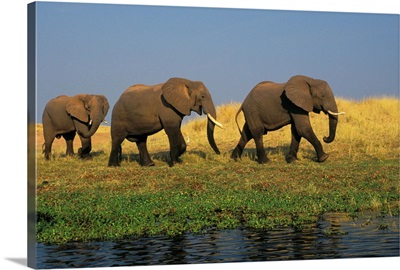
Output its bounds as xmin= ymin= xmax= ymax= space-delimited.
xmin=231 ymin=152 xmax=241 ymax=161
xmin=108 ymin=161 xmax=120 ymax=167
xmin=231 ymin=147 xmax=243 ymax=161
xmin=168 ymin=158 xmax=183 ymax=167
xmin=78 ymin=148 xmax=92 ymax=159
xmin=79 ymin=152 xmax=92 ymax=160
xmin=140 ymin=160 xmax=155 ymax=167
xmin=108 ymin=157 xmax=120 ymax=167
xmin=285 ymin=155 xmax=299 ymax=163
xmin=257 ymin=157 xmax=270 ymax=164
xmin=231 ymin=154 xmax=240 ymax=161
xmin=317 ymin=153 xmax=329 ymax=163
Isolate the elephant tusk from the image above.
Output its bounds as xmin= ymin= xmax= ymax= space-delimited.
xmin=328 ymin=110 xmax=345 ymax=116
xmin=103 ymin=119 xmax=108 ymax=124
xmin=207 ymin=113 xmax=223 ymax=129
xmin=89 ymin=119 xmax=93 ymax=126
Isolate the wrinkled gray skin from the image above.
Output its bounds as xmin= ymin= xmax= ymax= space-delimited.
xmin=231 ymin=75 xmax=341 ymax=164
xmin=42 ymin=94 xmax=109 ymax=160
xmin=108 ymin=77 xmax=220 ymax=167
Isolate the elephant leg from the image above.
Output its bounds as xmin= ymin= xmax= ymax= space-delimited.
xmin=165 ymin=127 xmax=186 ymax=165
xmin=43 ymin=124 xmax=56 ymax=160
xmin=136 ymin=136 xmax=155 ymax=167
xmin=231 ymin=122 xmax=253 ymax=160
xmin=118 ymin=145 xmax=122 ymax=163
xmin=245 ymin=116 xmax=269 ymax=164
xmin=253 ymin=129 xmax=269 ymax=164
xmin=303 ymin=131 xmax=329 ymax=162
xmin=243 ymin=116 xmax=269 ymax=164
xmin=78 ymin=135 xmax=92 ymax=159
xmin=286 ymin=125 xmax=301 ymax=163
xmin=292 ymin=114 xmax=329 ymax=162
xmin=62 ymin=131 xmax=76 ymax=157
xmin=108 ymin=137 xmax=125 ymax=166
xmin=43 ymin=138 xmax=55 ymax=160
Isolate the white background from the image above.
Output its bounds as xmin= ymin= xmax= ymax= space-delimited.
xmin=1 ymin=1 xmax=399 ymax=270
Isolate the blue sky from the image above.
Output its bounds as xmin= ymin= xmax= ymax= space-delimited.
xmin=34 ymin=2 xmax=399 ymax=122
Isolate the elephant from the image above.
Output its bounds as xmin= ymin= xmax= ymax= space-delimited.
xmin=108 ymin=77 xmax=223 ymax=167
xmin=42 ymin=94 xmax=109 ymax=160
xmin=231 ymin=75 xmax=345 ymax=164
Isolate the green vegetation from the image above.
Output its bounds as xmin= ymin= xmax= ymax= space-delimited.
xmin=35 ymin=98 xmax=400 ymax=244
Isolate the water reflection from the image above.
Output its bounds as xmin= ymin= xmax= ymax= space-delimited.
xmin=37 ymin=213 xmax=399 ymax=269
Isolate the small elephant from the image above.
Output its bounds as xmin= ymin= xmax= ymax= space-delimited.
xmin=42 ymin=94 xmax=109 ymax=160
xmin=231 ymin=75 xmax=345 ymax=164
xmin=108 ymin=77 xmax=223 ymax=167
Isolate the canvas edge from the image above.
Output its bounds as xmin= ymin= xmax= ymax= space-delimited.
xmin=27 ymin=2 xmax=37 ymax=269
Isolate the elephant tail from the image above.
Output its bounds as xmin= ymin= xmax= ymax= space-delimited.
xmin=42 ymin=143 xmax=45 ymax=154
xmin=234 ymin=105 xmax=243 ymax=135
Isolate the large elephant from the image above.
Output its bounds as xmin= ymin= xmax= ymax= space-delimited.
xmin=42 ymin=94 xmax=109 ymax=160
xmin=108 ymin=77 xmax=223 ymax=167
xmin=231 ymin=75 xmax=345 ymax=164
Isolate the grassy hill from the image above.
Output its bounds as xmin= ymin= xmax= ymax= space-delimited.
xmin=34 ymin=97 xmax=399 ymax=243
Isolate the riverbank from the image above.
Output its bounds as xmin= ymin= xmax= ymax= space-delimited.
xmin=35 ymin=98 xmax=399 ymax=244
xmin=36 ymin=212 xmax=399 ymax=268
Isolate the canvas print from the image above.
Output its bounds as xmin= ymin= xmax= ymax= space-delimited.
xmin=27 ymin=1 xmax=399 ymax=269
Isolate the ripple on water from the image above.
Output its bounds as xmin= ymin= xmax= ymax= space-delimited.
xmin=37 ymin=213 xmax=399 ymax=269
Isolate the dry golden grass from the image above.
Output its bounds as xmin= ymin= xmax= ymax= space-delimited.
xmin=185 ymin=97 xmax=399 ymax=161
xmin=35 ymin=97 xmax=399 ymax=162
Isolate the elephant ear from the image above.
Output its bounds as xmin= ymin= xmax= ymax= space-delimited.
xmin=284 ymin=75 xmax=313 ymax=112
xmin=99 ymin=94 xmax=110 ymax=116
xmin=66 ymin=94 xmax=89 ymax=122
xmin=162 ymin=78 xmax=193 ymax=115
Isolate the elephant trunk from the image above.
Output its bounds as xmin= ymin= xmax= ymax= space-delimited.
xmin=204 ymin=105 xmax=221 ymax=155
xmin=78 ymin=117 xmax=102 ymax=138
xmin=207 ymin=118 xmax=220 ymax=155
xmin=323 ymin=112 xmax=338 ymax=144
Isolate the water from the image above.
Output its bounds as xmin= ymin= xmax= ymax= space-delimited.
xmin=37 ymin=213 xmax=399 ymax=268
